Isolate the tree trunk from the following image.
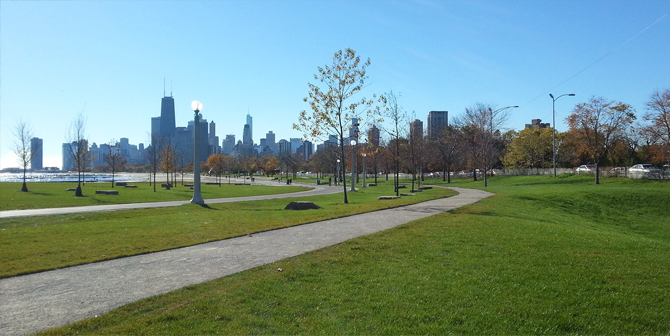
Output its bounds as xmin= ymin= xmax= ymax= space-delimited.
xmin=21 ymin=167 xmax=28 ymax=192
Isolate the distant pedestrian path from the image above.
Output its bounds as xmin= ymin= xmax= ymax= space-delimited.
xmin=0 ymin=187 xmax=492 ymax=336
xmin=0 ymin=183 xmax=340 ymax=219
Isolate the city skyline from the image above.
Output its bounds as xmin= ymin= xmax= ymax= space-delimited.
xmin=2 ymin=1 xmax=669 ymax=169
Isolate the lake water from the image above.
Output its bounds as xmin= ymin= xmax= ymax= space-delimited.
xmin=0 ymin=173 xmax=146 ymax=183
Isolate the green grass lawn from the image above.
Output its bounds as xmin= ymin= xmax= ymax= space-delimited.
xmin=0 ymin=182 xmax=308 ymax=211
xmin=0 ymin=181 xmax=455 ymax=277
xmin=38 ymin=175 xmax=670 ymax=335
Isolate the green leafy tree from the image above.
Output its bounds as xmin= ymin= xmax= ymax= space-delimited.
xmin=294 ymin=48 xmax=382 ymax=203
xmin=503 ymin=126 xmax=554 ymax=169
xmin=566 ymin=96 xmax=636 ymax=184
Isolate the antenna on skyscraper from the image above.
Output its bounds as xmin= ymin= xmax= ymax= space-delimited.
xmin=163 ymin=78 xmax=166 ymax=97
xmin=170 ymin=81 xmax=173 ymax=97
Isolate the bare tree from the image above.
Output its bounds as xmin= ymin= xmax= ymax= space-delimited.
xmin=67 ymin=113 xmax=93 ymax=196
xmin=146 ymin=133 xmax=163 ymax=192
xmin=13 ymin=120 xmax=38 ymax=192
xmin=433 ymin=125 xmax=463 ymax=183
xmin=104 ymin=140 xmax=127 ymax=188
xmin=457 ymin=103 xmax=512 ymax=186
xmin=294 ymin=48 xmax=382 ymax=204
xmin=381 ymin=91 xmax=407 ymax=196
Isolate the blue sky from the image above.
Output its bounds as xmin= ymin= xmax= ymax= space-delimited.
xmin=2 ymin=0 xmax=669 ymax=169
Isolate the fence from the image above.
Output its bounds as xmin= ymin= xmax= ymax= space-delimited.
xmin=493 ymin=167 xmax=669 ymax=180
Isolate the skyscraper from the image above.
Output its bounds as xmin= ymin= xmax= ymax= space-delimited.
xmin=290 ymin=138 xmax=302 ymax=154
xmin=31 ymin=137 xmax=43 ymax=170
xmin=151 ymin=117 xmax=161 ymax=139
xmin=266 ymin=131 xmax=276 ymax=154
xmin=62 ymin=142 xmax=75 ymax=171
xmin=223 ymin=134 xmax=236 ymax=155
xmin=160 ymin=96 xmax=176 ymax=138
xmin=410 ymin=119 xmax=424 ymax=139
xmin=209 ymin=121 xmax=220 ymax=154
xmin=243 ymin=124 xmax=252 ymax=145
xmin=246 ymin=114 xmax=253 ymax=144
xmin=368 ymin=125 xmax=380 ymax=147
xmin=427 ymin=111 xmax=448 ymax=138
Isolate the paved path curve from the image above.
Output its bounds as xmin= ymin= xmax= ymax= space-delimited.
xmin=0 ymin=182 xmax=340 ymax=219
xmin=0 ymin=187 xmax=492 ymax=336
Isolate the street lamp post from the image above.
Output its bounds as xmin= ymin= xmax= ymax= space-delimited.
xmin=350 ymin=139 xmax=357 ymax=191
xmin=190 ymin=100 xmax=205 ymax=205
xmin=550 ymin=93 xmax=576 ymax=177
xmin=336 ymin=159 xmax=340 ymax=185
xmin=362 ymin=153 xmax=367 ymax=187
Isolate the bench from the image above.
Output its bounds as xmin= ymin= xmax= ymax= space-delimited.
xmin=400 ymin=193 xmax=415 ymax=196
xmin=368 ymin=183 xmax=377 ymax=187
xmin=411 ymin=189 xmax=423 ymax=193
xmin=96 ymin=190 xmax=119 ymax=195
xmin=184 ymin=184 xmax=194 ymax=187
xmin=65 ymin=188 xmax=77 ymax=191
xmin=115 ymin=182 xmax=127 ymax=187
xmin=124 ymin=185 xmax=138 ymax=188
xmin=161 ymin=183 xmax=172 ymax=188
xmin=418 ymin=186 xmax=433 ymax=190
xmin=205 ymin=182 xmax=219 ymax=185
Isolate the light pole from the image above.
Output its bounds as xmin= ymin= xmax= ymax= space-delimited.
xmin=190 ymin=100 xmax=205 ymax=205
xmin=362 ymin=153 xmax=367 ymax=187
xmin=350 ymin=139 xmax=357 ymax=191
xmin=550 ymin=93 xmax=576 ymax=177
xmin=336 ymin=159 xmax=340 ymax=185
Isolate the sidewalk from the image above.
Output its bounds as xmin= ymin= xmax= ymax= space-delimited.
xmin=0 ymin=187 xmax=493 ymax=336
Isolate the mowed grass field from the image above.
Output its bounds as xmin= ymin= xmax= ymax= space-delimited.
xmin=0 ymin=181 xmax=455 ymax=277
xmin=0 ymin=181 xmax=310 ymax=211
xmin=37 ymin=175 xmax=670 ymax=335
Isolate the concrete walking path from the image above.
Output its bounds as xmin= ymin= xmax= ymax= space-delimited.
xmin=0 ymin=187 xmax=493 ymax=336
xmin=0 ymin=183 xmax=340 ymax=219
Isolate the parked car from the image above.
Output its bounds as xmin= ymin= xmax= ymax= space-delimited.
xmin=609 ymin=167 xmax=626 ymax=176
xmin=629 ymin=164 xmax=662 ymax=179
xmin=576 ymin=165 xmax=596 ymax=173
xmin=629 ymin=164 xmax=660 ymax=173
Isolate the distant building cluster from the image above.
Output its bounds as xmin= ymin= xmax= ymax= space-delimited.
xmin=525 ymin=119 xmax=550 ymax=129
xmin=23 ymin=94 xmax=518 ymax=171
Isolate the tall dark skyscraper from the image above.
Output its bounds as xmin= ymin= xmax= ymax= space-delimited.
xmin=427 ymin=111 xmax=449 ymax=138
xmin=368 ymin=125 xmax=380 ymax=147
xmin=243 ymin=124 xmax=252 ymax=145
xmin=31 ymin=137 xmax=43 ymax=170
xmin=160 ymin=96 xmax=176 ymax=138
xmin=410 ymin=119 xmax=423 ymax=139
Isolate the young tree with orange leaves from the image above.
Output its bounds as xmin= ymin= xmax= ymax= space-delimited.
xmin=566 ymin=96 xmax=636 ymax=184
xmin=294 ymin=48 xmax=382 ymax=204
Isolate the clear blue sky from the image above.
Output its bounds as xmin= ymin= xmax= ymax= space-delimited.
xmin=2 ymin=0 xmax=669 ymax=169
